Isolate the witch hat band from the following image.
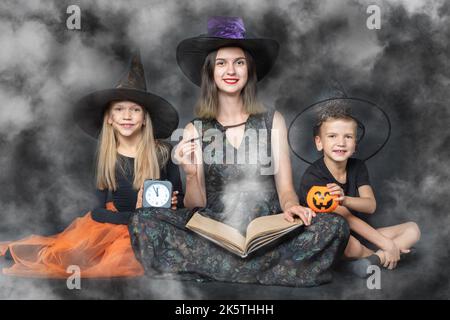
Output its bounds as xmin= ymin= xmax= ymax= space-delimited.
xmin=74 ymin=51 xmax=179 ymax=139
xmin=287 ymin=97 xmax=391 ymax=164
xmin=176 ymin=16 xmax=279 ymax=86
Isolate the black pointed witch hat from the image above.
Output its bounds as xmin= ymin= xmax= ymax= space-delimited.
xmin=287 ymin=97 xmax=391 ymax=164
xmin=176 ymin=16 xmax=279 ymax=86
xmin=74 ymin=51 xmax=179 ymax=139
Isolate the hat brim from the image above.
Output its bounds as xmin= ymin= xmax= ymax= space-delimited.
xmin=288 ymin=97 xmax=391 ymax=164
xmin=74 ymin=88 xmax=179 ymax=139
xmin=176 ymin=36 xmax=279 ymax=86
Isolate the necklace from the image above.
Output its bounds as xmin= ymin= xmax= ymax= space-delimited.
xmin=216 ymin=120 xmax=248 ymax=132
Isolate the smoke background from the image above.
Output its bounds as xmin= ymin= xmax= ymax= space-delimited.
xmin=0 ymin=0 xmax=448 ymax=299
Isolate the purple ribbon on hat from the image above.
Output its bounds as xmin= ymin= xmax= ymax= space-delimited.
xmin=207 ymin=16 xmax=246 ymax=39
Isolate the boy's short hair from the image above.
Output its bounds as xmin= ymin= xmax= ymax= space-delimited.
xmin=313 ymin=100 xmax=357 ymax=136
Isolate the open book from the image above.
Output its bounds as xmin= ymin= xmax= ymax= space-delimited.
xmin=186 ymin=212 xmax=304 ymax=258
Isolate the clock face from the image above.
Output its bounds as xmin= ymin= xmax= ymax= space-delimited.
xmin=144 ymin=183 xmax=171 ymax=207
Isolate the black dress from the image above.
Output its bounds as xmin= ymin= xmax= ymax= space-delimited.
xmin=91 ymin=153 xmax=184 ymax=225
xmin=128 ymin=111 xmax=350 ymax=287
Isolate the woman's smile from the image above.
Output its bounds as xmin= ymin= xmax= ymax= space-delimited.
xmin=223 ymin=78 xmax=239 ymax=85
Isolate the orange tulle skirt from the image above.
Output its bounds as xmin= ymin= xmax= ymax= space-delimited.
xmin=0 ymin=207 xmax=144 ymax=279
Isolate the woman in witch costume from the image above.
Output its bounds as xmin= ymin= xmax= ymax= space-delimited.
xmin=128 ymin=17 xmax=350 ymax=287
xmin=0 ymin=52 xmax=182 ymax=278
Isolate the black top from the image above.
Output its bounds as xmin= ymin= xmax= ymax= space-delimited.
xmin=299 ymin=157 xmax=370 ymax=217
xmin=91 ymin=153 xmax=184 ymax=225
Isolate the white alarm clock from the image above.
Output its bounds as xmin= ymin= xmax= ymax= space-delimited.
xmin=143 ymin=180 xmax=173 ymax=208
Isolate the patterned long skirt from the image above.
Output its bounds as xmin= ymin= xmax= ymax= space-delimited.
xmin=129 ymin=208 xmax=349 ymax=287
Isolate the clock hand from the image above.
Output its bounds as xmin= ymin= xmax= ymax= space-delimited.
xmin=154 ymin=186 xmax=159 ymax=197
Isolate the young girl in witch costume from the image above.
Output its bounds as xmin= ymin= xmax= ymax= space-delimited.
xmin=128 ymin=17 xmax=350 ymax=287
xmin=0 ymin=52 xmax=182 ymax=278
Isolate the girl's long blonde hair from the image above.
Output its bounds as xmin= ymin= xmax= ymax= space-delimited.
xmin=95 ymin=104 xmax=170 ymax=191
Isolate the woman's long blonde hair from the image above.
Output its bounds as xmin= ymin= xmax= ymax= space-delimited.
xmin=195 ymin=48 xmax=266 ymax=119
xmin=95 ymin=103 xmax=170 ymax=191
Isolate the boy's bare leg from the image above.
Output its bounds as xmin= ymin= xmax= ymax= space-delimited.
xmin=376 ymin=222 xmax=421 ymax=251
xmin=341 ymin=235 xmax=383 ymax=278
xmin=344 ymin=235 xmax=374 ymax=259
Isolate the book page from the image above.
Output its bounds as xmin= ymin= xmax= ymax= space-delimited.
xmin=245 ymin=214 xmax=303 ymax=249
xmin=246 ymin=225 xmax=302 ymax=254
xmin=186 ymin=213 xmax=246 ymax=251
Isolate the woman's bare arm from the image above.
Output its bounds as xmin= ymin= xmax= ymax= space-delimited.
xmin=174 ymin=122 xmax=206 ymax=208
xmin=272 ymin=111 xmax=315 ymax=225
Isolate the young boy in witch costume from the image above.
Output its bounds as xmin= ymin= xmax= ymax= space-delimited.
xmin=299 ymin=100 xmax=421 ymax=278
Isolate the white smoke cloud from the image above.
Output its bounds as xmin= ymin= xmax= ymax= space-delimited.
xmin=0 ymin=89 xmax=34 ymax=140
xmin=0 ymin=19 xmax=55 ymax=82
xmin=59 ymin=36 xmax=122 ymax=93
xmin=0 ymin=0 xmax=60 ymax=21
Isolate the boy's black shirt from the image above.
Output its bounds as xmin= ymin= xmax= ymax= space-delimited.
xmin=299 ymin=157 xmax=370 ymax=218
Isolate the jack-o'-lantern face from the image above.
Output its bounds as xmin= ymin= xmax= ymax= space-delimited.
xmin=306 ymin=186 xmax=339 ymax=213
